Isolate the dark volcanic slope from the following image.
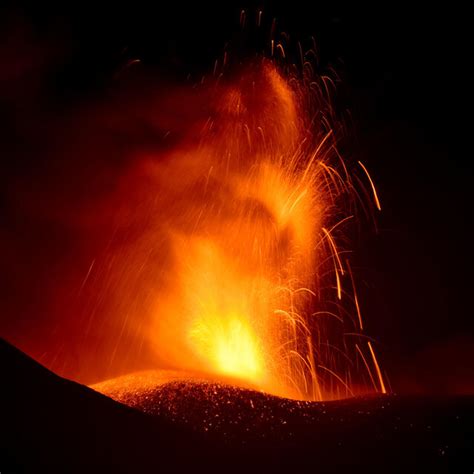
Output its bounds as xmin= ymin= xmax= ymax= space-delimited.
xmin=0 ymin=339 xmax=220 ymax=473
xmin=95 ymin=373 xmax=474 ymax=471
xmin=97 ymin=375 xmax=474 ymax=444
xmin=2 ymin=338 xmax=474 ymax=473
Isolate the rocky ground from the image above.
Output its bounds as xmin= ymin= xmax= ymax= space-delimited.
xmin=2 ymin=338 xmax=473 ymax=473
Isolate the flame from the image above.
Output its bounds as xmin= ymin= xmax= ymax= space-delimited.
xmin=116 ymin=61 xmax=385 ymax=400
xmin=46 ymin=55 xmax=389 ymax=402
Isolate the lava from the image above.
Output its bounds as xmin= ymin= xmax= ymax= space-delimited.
xmin=90 ymin=59 xmax=385 ymax=401
xmin=0 ymin=19 xmax=385 ymax=400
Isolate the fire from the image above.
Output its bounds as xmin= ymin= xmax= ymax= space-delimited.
xmin=115 ymin=60 xmax=386 ymax=400
xmin=182 ymin=241 xmax=266 ymax=383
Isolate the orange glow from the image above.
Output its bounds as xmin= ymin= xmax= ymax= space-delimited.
xmin=107 ymin=61 xmax=386 ymax=401
xmin=69 ymin=58 xmax=386 ymax=401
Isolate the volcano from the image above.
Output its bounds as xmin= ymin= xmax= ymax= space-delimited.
xmin=1 ymin=338 xmax=473 ymax=473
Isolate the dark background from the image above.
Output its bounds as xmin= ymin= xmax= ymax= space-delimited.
xmin=1 ymin=1 xmax=472 ymax=394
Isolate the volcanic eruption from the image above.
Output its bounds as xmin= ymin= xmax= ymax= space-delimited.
xmin=87 ymin=53 xmax=386 ymax=402
xmin=2 ymin=7 xmax=474 ymax=473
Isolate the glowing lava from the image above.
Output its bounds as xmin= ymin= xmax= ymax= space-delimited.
xmin=115 ymin=61 xmax=387 ymax=401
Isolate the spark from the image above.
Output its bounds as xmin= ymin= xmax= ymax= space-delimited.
xmin=317 ymin=365 xmax=355 ymax=397
xmin=367 ymin=341 xmax=387 ymax=394
xmin=322 ymin=227 xmax=345 ymax=300
xmin=78 ymin=259 xmax=95 ymax=295
xmin=355 ymin=343 xmax=378 ymax=392
xmin=346 ymin=260 xmax=363 ymax=330
xmin=358 ymin=160 xmax=382 ymax=211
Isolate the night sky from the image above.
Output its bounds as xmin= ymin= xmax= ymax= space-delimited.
xmin=1 ymin=1 xmax=472 ymax=394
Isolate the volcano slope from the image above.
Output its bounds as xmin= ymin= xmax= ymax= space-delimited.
xmin=1 ymin=338 xmax=473 ymax=473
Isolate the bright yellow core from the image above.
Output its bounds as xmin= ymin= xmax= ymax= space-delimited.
xmin=189 ymin=314 xmax=263 ymax=382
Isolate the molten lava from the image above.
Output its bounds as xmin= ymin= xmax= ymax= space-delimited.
xmin=100 ymin=60 xmax=386 ymax=401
